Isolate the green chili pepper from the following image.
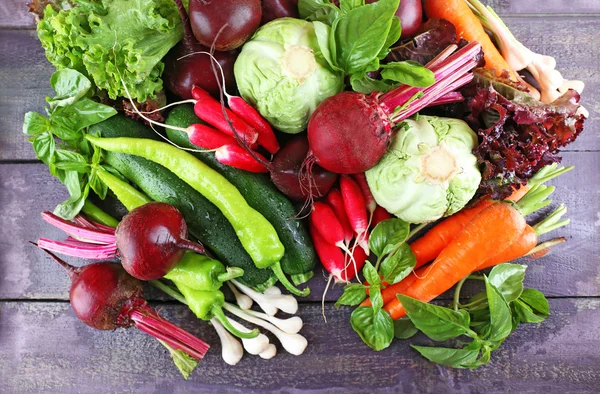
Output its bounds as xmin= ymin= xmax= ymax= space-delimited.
xmin=95 ymin=167 xmax=151 ymax=210
xmin=175 ymin=282 xmax=259 ymax=339
xmin=87 ymin=136 xmax=309 ymax=296
xmin=164 ymin=252 xmax=244 ymax=292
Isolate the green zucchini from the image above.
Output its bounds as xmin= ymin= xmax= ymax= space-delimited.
xmin=165 ymin=105 xmax=316 ymax=283
xmin=90 ymin=116 xmax=276 ymax=288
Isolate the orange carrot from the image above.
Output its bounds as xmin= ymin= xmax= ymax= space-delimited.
xmin=385 ymin=202 xmax=526 ymax=320
xmin=476 ymin=225 xmax=538 ymax=271
xmin=424 ymin=0 xmax=516 ymax=79
xmin=410 ymin=185 xmax=529 ymax=269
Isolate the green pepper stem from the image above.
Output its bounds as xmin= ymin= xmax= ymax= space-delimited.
xmin=217 ymin=267 xmax=245 ymax=283
xmin=211 ymin=306 xmax=259 ymax=339
xmin=271 ymin=262 xmax=310 ymax=297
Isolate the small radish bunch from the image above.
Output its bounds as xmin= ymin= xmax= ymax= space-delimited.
xmin=37 ymin=203 xmax=205 ymax=281
xmin=35 ymin=247 xmax=210 ymax=362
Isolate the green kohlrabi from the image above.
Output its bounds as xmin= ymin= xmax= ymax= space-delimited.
xmin=366 ymin=116 xmax=482 ymax=224
xmin=234 ymin=18 xmax=344 ymax=134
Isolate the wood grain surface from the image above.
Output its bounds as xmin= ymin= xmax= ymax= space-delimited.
xmin=1 ymin=0 xmax=599 ymax=392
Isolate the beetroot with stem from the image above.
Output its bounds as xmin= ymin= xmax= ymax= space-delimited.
xmin=36 ymin=246 xmax=209 ymax=360
xmin=164 ymin=0 xmax=238 ymax=99
xmin=304 ymin=42 xmax=482 ymax=175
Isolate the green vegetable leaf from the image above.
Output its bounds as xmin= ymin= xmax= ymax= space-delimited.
xmin=23 ymin=112 xmax=51 ymax=136
xmin=412 ymin=345 xmax=481 ymax=369
xmin=54 ymin=182 xmax=90 ymax=220
xmin=381 ymin=61 xmax=436 ymax=88
xmin=394 ymin=318 xmax=418 ymax=339
xmin=335 ymin=283 xmax=368 ymax=308
xmin=339 ymin=0 xmax=365 ymax=13
xmin=332 ymin=0 xmax=400 ymax=74
xmin=158 ymin=340 xmax=199 ymax=380
xmin=520 ymin=288 xmax=550 ymax=316
xmin=485 ymin=277 xmax=513 ymax=342
xmin=488 ymin=264 xmax=527 ymax=303
xmin=298 ymin=0 xmax=341 ymax=25
xmin=52 ymin=98 xmax=117 ymax=134
xmin=53 ymin=150 xmax=90 ymax=173
xmin=362 ymin=261 xmax=381 ymax=287
xmin=350 ymin=74 xmax=395 ymax=94
xmin=370 ymin=284 xmax=383 ymax=311
xmin=512 ymin=299 xmax=547 ymax=324
xmin=369 ymin=218 xmax=410 ymax=257
xmin=46 ymin=68 xmax=92 ymax=109
xmin=378 ymin=16 xmax=401 ymax=60
xmin=313 ymin=21 xmax=339 ymax=71
xmin=89 ymin=170 xmax=108 ymax=200
xmin=380 ymin=243 xmax=416 ymax=284
xmin=350 ymin=306 xmax=394 ymax=351
xmin=31 ymin=132 xmax=56 ymax=165
xmin=399 ymin=295 xmax=474 ymax=342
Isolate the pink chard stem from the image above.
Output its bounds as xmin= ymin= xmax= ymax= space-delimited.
xmin=42 ymin=212 xmax=116 ymax=244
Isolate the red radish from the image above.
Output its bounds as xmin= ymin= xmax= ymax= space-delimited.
xmin=116 ymin=203 xmax=206 ymax=281
xmin=352 ymin=173 xmax=376 ymax=217
xmin=189 ymin=0 xmax=262 ymax=51
xmin=310 ymin=221 xmax=346 ymax=282
xmin=345 ymin=242 xmax=368 ymax=282
xmin=187 ymin=123 xmax=238 ymax=149
xmin=340 ymin=176 xmax=369 ymax=254
xmin=164 ymin=0 xmax=237 ymax=99
xmin=215 ymin=144 xmax=269 ymax=173
xmin=326 ymin=189 xmax=353 ymax=244
xmin=270 ymin=136 xmax=338 ymax=202
xmin=227 ymin=96 xmax=280 ymax=154
xmin=371 ymin=206 xmax=393 ymax=229
xmin=310 ymin=202 xmax=346 ymax=248
xmin=37 ymin=247 xmax=209 ymax=360
xmin=304 ymin=42 xmax=482 ymax=174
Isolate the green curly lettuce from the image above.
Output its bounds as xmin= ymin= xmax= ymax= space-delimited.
xmin=37 ymin=0 xmax=183 ymax=102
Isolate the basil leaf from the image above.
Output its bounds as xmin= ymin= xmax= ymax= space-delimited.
xmin=512 ymin=300 xmax=547 ymax=324
xmin=52 ymin=98 xmax=117 ymax=132
xmin=54 ymin=183 xmax=90 ymax=220
xmin=362 ymin=261 xmax=380 ymax=286
xmin=47 ymin=69 xmax=92 ymax=109
xmin=53 ymin=150 xmax=90 ymax=173
xmin=313 ymin=21 xmax=338 ymax=71
xmin=399 ymin=295 xmax=473 ymax=341
xmin=335 ymin=283 xmax=367 ymax=308
xmin=31 ymin=132 xmax=55 ymax=165
xmin=350 ymin=306 xmax=394 ymax=351
xmin=350 ymin=74 xmax=395 ymax=94
xmin=298 ymin=0 xmax=341 ymax=25
xmin=520 ymin=288 xmax=550 ymax=316
xmin=23 ymin=112 xmax=51 ymax=136
xmin=485 ymin=277 xmax=513 ymax=342
xmin=369 ymin=218 xmax=410 ymax=257
xmin=370 ymin=284 xmax=383 ymax=311
xmin=89 ymin=170 xmax=108 ymax=200
xmin=332 ymin=0 xmax=400 ymax=74
xmin=393 ymin=318 xmax=418 ymax=339
xmin=411 ymin=345 xmax=481 ymax=369
xmin=378 ymin=16 xmax=401 ymax=60
xmin=381 ymin=61 xmax=436 ymax=88
xmin=380 ymin=243 xmax=416 ymax=284
xmin=488 ymin=263 xmax=526 ymax=303
xmin=339 ymin=0 xmax=364 ymax=13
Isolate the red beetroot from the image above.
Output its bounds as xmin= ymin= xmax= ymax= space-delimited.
xmin=37 ymin=247 xmax=209 ymax=360
xmin=261 ymin=0 xmax=299 ymax=24
xmin=116 ymin=203 xmax=205 ymax=281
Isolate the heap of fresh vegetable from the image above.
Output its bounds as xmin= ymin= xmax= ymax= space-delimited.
xmin=24 ymin=0 xmax=587 ymax=376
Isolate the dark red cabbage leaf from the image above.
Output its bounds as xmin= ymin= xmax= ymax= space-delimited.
xmin=386 ymin=19 xmax=458 ymax=65
xmin=468 ymin=85 xmax=585 ymax=200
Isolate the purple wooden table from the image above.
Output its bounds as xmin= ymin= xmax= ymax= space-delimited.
xmin=1 ymin=1 xmax=600 ymax=392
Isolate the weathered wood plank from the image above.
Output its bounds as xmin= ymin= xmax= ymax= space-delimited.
xmin=2 ymin=0 xmax=599 ymax=30
xmin=0 ymin=300 xmax=598 ymax=393
xmin=2 ymin=151 xmax=598 ymax=301
xmin=1 ymin=16 xmax=600 ymax=162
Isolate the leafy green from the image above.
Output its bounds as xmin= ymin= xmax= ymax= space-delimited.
xmin=412 ymin=345 xmax=481 ymax=369
xmin=298 ymin=0 xmax=342 ymax=25
xmin=349 ymin=74 xmax=396 ymax=94
xmin=485 ymin=277 xmax=513 ymax=342
xmin=380 ymin=61 xmax=436 ymax=88
xmin=488 ymin=264 xmax=526 ymax=303
xmin=380 ymin=243 xmax=416 ymax=285
xmin=520 ymin=288 xmax=550 ymax=316
xmin=335 ymin=283 xmax=368 ymax=309
xmin=369 ymin=218 xmax=410 ymax=257
xmin=393 ymin=318 xmax=418 ymax=339
xmin=37 ymin=0 xmax=183 ymax=102
xmin=350 ymin=306 xmax=394 ymax=351
xmin=158 ymin=340 xmax=199 ymax=380
xmin=23 ymin=69 xmax=117 ymax=219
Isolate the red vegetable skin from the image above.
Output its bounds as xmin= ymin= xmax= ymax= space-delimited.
xmin=366 ymin=0 xmax=422 ymax=38
xmin=164 ymin=0 xmax=237 ymax=99
xmin=352 ymin=173 xmax=376 ymax=215
xmin=189 ymin=0 xmax=262 ymax=51
xmin=187 ymin=123 xmax=238 ymax=149
xmin=215 ymin=144 xmax=269 ymax=173
xmin=270 ymin=136 xmax=338 ymax=201
xmin=340 ymin=176 xmax=369 ymax=240
xmin=309 ymin=221 xmax=347 ymax=282
xmin=116 ymin=202 xmax=205 ymax=281
xmin=38 ymin=248 xmax=209 ymax=360
xmin=261 ymin=0 xmax=299 ymax=24
xmin=371 ymin=205 xmax=393 ymax=229
xmin=326 ymin=189 xmax=354 ymax=244
xmin=228 ymin=96 xmax=280 ymax=154
xmin=310 ymin=201 xmax=346 ymax=248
